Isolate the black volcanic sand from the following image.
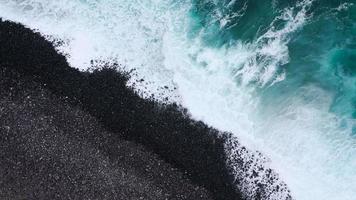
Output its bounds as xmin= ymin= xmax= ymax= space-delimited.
xmin=0 ymin=67 xmax=213 ymax=200
xmin=0 ymin=19 xmax=243 ymax=200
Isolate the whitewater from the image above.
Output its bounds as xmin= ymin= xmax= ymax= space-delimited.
xmin=0 ymin=0 xmax=355 ymax=199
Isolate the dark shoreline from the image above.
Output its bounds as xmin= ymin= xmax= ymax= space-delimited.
xmin=0 ymin=19 xmax=243 ymax=199
xmin=0 ymin=65 xmax=214 ymax=200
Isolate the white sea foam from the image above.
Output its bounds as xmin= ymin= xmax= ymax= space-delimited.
xmin=0 ymin=0 xmax=182 ymax=101
xmin=1 ymin=0 xmax=355 ymax=199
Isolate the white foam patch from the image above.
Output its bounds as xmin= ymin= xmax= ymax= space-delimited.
xmin=254 ymin=85 xmax=356 ymax=200
xmin=0 ymin=0 xmax=183 ymax=101
xmin=1 ymin=0 xmax=356 ymax=200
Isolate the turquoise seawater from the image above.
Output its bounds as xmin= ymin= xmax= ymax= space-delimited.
xmin=191 ymin=0 xmax=356 ymax=121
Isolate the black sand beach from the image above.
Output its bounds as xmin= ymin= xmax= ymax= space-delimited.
xmin=0 ymin=19 xmax=243 ymax=200
xmin=0 ymin=66 xmax=213 ymax=200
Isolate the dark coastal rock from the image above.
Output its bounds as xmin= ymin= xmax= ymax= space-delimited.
xmin=0 ymin=68 xmax=212 ymax=200
xmin=0 ymin=19 xmax=242 ymax=200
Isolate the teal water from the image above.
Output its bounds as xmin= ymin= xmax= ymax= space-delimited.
xmin=0 ymin=0 xmax=355 ymax=199
xmin=187 ymin=1 xmax=356 ymax=198
xmin=191 ymin=0 xmax=356 ymax=120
